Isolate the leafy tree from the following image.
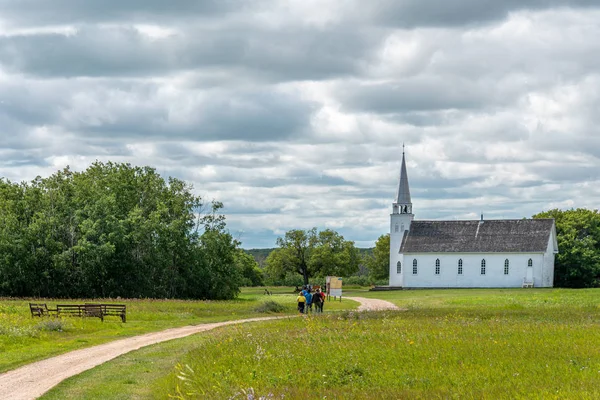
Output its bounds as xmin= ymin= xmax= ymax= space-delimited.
xmin=265 ymin=228 xmax=359 ymax=285
xmin=534 ymin=208 xmax=600 ymax=288
xmin=0 ymin=162 xmax=244 ymax=299
xmin=364 ymin=234 xmax=390 ymax=281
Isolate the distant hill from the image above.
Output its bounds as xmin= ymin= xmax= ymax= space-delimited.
xmin=245 ymin=248 xmax=275 ymax=267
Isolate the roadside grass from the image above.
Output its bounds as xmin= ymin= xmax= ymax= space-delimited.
xmin=0 ymin=290 xmax=355 ymax=373
xmin=38 ymin=288 xmax=600 ymax=399
xmin=162 ymin=297 xmax=600 ymax=399
xmin=0 ymin=291 xmax=323 ymax=373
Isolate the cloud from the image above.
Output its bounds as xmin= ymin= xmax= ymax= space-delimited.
xmin=1 ymin=2 xmax=599 ymax=248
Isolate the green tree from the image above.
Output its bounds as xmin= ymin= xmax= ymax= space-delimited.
xmin=534 ymin=208 xmax=600 ymax=288
xmin=0 ymin=162 xmax=243 ymax=299
xmin=364 ymin=234 xmax=390 ymax=281
xmin=265 ymin=228 xmax=359 ymax=285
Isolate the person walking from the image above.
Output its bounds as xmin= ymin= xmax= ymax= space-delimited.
xmin=304 ymin=290 xmax=313 ymax=313
xmin=317 ymin=289 xmax=325 ymax=313
xmin=312 ymin=288 xmax=323 ymax=313
xmin=296 ymin=292 xmax=306 ymax=314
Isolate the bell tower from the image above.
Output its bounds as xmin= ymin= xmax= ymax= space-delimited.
xmin=389 ymin=147 xmax=414 ymax=286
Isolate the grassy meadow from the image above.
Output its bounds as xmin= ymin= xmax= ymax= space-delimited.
xmin=38 ymin=288 xmax=600 ymax=399
xmin=0 ymin=290 xmax=355 ymax=373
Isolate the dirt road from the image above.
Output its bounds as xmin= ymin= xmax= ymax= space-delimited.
xmin=346 ymin=296 xmax=400 ymax=311
xmin=0 ymin=297 xmax=398 ymax=400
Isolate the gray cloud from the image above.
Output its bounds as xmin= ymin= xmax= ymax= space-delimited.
xmin=0 ymin=24 xmax=379 ymax=81
xmin=1 ymin=2 xmax=600 ymax=248
xmin=364 ymin=0 xmax=598 ymax=28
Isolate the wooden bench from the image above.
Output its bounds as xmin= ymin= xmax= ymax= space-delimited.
xmin=29 ymin=303 xmax=56 ymax=317
xmin=98 ymin=304 xmax=126 ymax=323
xmin=32 ymin=303 xmax=126 ymax=322
xmin=56 ymin=304 xmax=103 ymax=321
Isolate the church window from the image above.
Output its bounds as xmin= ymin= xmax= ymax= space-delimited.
xmin=458 ymin=259 xmax=463 ymax=275
xmin=401 ymin=224 xmax=405 ymax=232
xmin=395 ymin=224 xmax=399 ymax=233
xmin=504 ymin=259 xmax=510 ymax=275
xmin=480 ymin=259 xmax=486 ymax=275
xmin=412 ymin=259 xmax=418 ymax=275
xmin=435 ymin=259 xmax=440 ymax=275
xmin=528 ymin=258 xmax=533 ymax=267
xmin=397 ymin=261 xmax=402 ymax=274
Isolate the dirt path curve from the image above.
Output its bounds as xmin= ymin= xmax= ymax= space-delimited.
xmin=0 ymin=297 xmax=397 ymax=400
xmin=0 ymin=316 xmax=285 ymax=400
xmin=345 ymin=297 xmax=400 ymax=312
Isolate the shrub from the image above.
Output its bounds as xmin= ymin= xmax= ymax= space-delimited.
xmin=254 ymin=301 xmax=286 ymax=313
xmin=36 ymin=319 xmax=66 ymax=332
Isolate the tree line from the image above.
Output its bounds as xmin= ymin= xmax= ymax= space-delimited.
xmin=0 ymin=162 xmax=258 ymax=299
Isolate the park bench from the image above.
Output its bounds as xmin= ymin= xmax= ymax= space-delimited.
xmin=92 ymin=303 xmax=126 ymax=323
xmin=56 ymin=304 xmax=103 ymax=321
xmin=29 ymin=303 xmax=56 ymax=317
xmin=30 ymin=303 xmax=126 ymax=322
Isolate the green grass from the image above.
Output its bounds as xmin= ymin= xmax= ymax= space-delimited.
xmin=0 ymin=290 xmax=356 ymax=374
xmin=40 ymin=288 xmax=600 ymax=399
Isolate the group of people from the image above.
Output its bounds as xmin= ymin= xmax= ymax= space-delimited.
xmin=296 ymin=286 xmax=326 ymax=314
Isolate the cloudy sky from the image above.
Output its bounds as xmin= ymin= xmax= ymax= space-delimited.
xmin=1 ymin=1 xmax=599 ymax=248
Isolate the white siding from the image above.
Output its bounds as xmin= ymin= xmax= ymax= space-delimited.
xmin=541 ymin=229 xmax=557 ymax=287
xmin=399 ymin=253 xmax=546 ymax=288
xmin=389 ymin=212 xmax=413 ymax=287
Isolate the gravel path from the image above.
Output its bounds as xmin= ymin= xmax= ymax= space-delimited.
xmin=0 ymin=297 xmax=399 ymax=400
xmin=0 ymin=316 xmax=284 ymax=400
xmin=345 ymin=296 xmax=401 ymax=311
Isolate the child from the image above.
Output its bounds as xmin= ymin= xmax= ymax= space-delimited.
xmin=297 ymin=292 xmax=306 ymax=314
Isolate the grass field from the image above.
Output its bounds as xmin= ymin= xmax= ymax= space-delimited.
xmin=38 ymin=288 xmax=600 ymax=399
xmin=0 ymin=290 xmax=356 ymax=373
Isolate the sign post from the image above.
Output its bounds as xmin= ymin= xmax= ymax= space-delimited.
xmin=326 ymin=276 xmax=343 ymax=301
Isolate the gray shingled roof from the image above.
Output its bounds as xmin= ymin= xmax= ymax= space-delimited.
xmin=400 ymin=219 xmax=555 ymax=253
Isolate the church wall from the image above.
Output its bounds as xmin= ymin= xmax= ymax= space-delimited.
xmin=541 ymin=232 xmax=557 ymax=287
xmin=389 ymin=213 xmax=412 ymax=287
xmin=398 ymin=253 xmax=546 ymax=288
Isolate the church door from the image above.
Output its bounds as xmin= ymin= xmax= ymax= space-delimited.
xmin=525 ymin=266 xmax=533 ymax=283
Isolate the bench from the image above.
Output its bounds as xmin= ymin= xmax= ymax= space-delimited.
xmin=56 ymin=304 xmax=103 ymax=321
xmin=29 ymin=303 xmax=56 ymax=317
xmin=98 ymin=304 xmax=126 ymax=323
xmin=32 ymin=303 xmax=126 ymax=322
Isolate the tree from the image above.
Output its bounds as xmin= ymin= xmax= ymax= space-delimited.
xmin=0 ymin=162 xmax=244 ymax=299
xmin=265 ymin=228 xmax=359 ymax=285
xmin=364 ymin=234 xmax=390 ymax=281
xmin=534 ymin=208 xmax=600 ymax=288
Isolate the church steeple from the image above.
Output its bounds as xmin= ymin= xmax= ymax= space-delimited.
xmin=393 ymin=148 xmax=412 ymax=215
xmin=389 ymin=146 xmax=414 ymax=287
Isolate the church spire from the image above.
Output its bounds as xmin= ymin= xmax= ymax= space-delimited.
xmin=395 ymin=149 xmax=411 ymax=205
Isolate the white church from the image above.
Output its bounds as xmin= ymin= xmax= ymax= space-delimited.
xmin=389 ymin=151 xmax=558 ymax=288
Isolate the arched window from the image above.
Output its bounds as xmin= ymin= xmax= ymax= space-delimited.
xmin=412 ymin=259 xmax=418 ymax=275
xmin=395 ymin=224 xmax=399 ymax=233
xmin=458 ymin=259 xmax=463 ymax=275
xmin=504 ymin=259 xmax=510 ymax=275
xmin=481 ymin=259 xmax=486 ymax=275
xmin=397 ymin=261 xmax=402 ymax=274
xmin=528 ymin=258 xmax=533 ymax=267
xmin=435 ymin=259 xmax=441 ymax=275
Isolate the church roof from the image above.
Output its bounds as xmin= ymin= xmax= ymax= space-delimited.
xmin=400 ymin=219 xmax=555 ymax=253
xmin=395 ymin=152 xmax=411 ymax=204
